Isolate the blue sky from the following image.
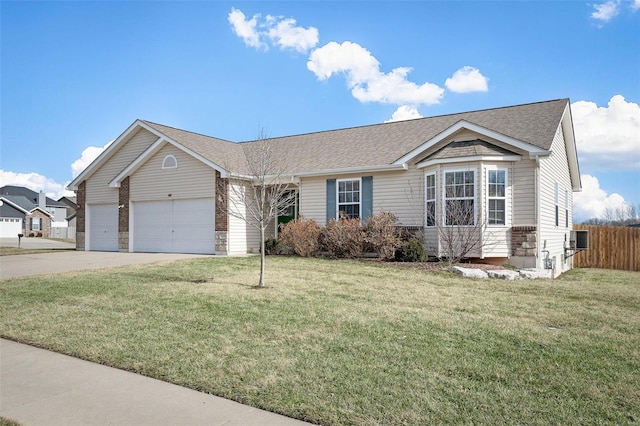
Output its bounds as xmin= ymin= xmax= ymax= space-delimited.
xmin=1 ymin=1 xmax=638 ymax=222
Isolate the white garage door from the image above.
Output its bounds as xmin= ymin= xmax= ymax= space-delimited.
xmin=0 ymin=218 xmax=23 ymax=238
xmin=133 ymin=198 xmax=215 ymax=254
xmin=88 ymin=204 xmax=119 ymax=251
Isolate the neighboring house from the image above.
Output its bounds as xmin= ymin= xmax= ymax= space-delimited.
xmin=67 ymin=99 xmax=581 ymax=276
xmin=0 ymin=186 xmax=68 ymax=238
xmin=57 ymin=196 xmax=78 ymax=240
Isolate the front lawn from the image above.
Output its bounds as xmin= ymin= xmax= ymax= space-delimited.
xmin=1 ymin=257 xmax=638 ymax=424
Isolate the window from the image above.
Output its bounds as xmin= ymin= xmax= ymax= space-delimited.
xmin=444 ymin=170 xmax=475 ymax=226
xmin=487 ymin=169 xmax=506 ymax=225
xmin=31 ymin=217 xmax=41 ymax=231
xmin=425 ymin=173 xmax=436 ymax=227
xmin=565 ymin=189 xmax=569 ymax=228
xmin=554 ymin=182 xmax=559 ymax=227
xmin=337 ymin=179 xmax=360 ymax=219
xmin=162 ymin=155 xmax=177 ymax=169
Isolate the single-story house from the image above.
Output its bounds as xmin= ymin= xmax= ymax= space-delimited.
xmin=0 ymin=186 xmax=69 ymax=238
xmin=67 ymin=99 xmax=581 ymax=276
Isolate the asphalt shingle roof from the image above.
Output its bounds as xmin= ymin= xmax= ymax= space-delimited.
xmin=424 ymin=139 xmax=519 ymax=161
xmin=142 ymin=99 xmax=568 ymax=175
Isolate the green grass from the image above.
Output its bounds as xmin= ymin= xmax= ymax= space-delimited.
xmin=1 ymin=257 xmax=639 ymax=425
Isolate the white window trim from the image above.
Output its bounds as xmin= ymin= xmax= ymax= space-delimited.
xmin=442 ymin=168 xmax=477 ymax=227
xmin=162 ymin=154 xmax=178 ymax=169
xmin=565 ymin=189 xmax=569 ymax=228
xmin=485 ymin=166 xmax=508 ymax=227
xmin=336 ymin=177 xmax=362 ymax=219
xmin=425 ymin=172 xmax=436 ymax=227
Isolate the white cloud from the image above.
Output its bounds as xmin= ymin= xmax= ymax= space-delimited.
xmin=71 ymin=140 xmax=112 ymax=178
xmin=445 ymin=66 xmax=489 ymax=93
xmin=267 ymin=17 xmax=319 ymax=53
xmin=385 ymin=106 xmax=423 ymax=123
xmin=308 ymin=41 xmax=445 ymax=106
xmin=571 ymin=95 xmax=640 ymax=170
xmin=0 ymin=170 xmax=74 ymax=200
xmin=591 ymin=0 xmax=621 ymax=23
xmin=573 ymin=174 xmax=629 ymax=221
xmin=228 ymin=8 xmax=265 ymax=50
xmin=228 ymin=8 xmax=318 ymax=53
xmin=633 ymin=0 xmax=640 ymax=10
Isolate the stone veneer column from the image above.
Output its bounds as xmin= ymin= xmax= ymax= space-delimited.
xmin=76 ymin=181 xmax=86 ymax=250
xmin=215 ymin=171 xmax=228 ymax=254
xmin=118 ymin=176 xmax=130 ymax=252
xmin=511 ymin=226 xmax=537 ymax=256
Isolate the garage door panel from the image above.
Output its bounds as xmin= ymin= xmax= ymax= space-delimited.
xmin=133 ymin=198 xmax=214 ymax=254
xmin=89 ymin=204 xmax=118 ymax=251
xmin=0 ymin=218 xmax=23 ymax=238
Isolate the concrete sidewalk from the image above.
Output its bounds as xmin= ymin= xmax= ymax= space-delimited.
xmin=0 ymin=339 xmax=311 ymax=426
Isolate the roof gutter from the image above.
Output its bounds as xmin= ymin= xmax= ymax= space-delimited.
xmin=292 ymin=163 xmax=408 ymax=178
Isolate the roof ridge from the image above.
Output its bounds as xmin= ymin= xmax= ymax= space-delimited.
xmin=141 ymin=120 xmax=238 ymax=144
xmin=142 ymin=99 xmax=568 ymax=145
xmin=245 ymin=98 xmax=569 ymax=143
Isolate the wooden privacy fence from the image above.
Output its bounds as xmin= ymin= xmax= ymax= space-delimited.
xmin=573 ymin=225 xmax=640 ymax=271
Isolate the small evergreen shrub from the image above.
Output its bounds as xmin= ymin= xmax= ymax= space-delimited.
xmin=278 ymin=217 xmax=322 ymax=257
xmin=321 ymin=216 xmax=364 ymax=258
xmin=364 ymin=211 xmax=402 ymax=260
xmin=36 ymin=232 xmax=43 ymax=237
xmin=395 ymin=237 xmax=427 ymax=262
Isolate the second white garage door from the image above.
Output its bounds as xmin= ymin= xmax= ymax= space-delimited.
xmin=133 ymin=198 xmax=215 ymax=254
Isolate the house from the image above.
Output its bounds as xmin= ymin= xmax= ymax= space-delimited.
xmin=57 ymin=196 xmax=78 ymax=240
xmin=0 ymin=186 xmax=69 ymax=238
xmin=67 ymin=99 xmax=581 ymax=276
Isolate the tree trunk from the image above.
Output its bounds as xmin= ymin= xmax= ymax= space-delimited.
xmin=259 ymin=226 xmax=266 ymax=288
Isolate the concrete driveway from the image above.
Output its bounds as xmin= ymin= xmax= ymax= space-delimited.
xmin=0 ymin=251 xmax=210 ymax=279
xmin=0 ymin=237 xmax=76 ymax=250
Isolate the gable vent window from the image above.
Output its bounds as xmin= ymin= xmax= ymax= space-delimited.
xmin=162 ymin=155 xmax=177 ymax=169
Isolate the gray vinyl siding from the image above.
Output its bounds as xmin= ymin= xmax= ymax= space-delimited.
xmin=299 ymin=169 xmax=423 ymax=226
xmin=130 ymin=144 xmax=216 ymax=201
xmin=538 ymin=124 xmax=573 ymax=275
xmin=86 ymin=129 xmax=158 ymax=204
xmin=227 ymin=181 xmax=261 ymax=255
xmin=512 ymin=159 xmax=537 ymax=225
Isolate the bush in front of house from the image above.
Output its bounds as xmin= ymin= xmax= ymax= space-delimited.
xmin=320 ymin=216 xmax=365 ymax=259
xmin=363 ymin=211 xmax=402 ymax=260
xmin=278 ymin=217 xmax=322 ymax=257
xmin=395 ymin=237 xmax=428 ymax=262
xmin=264 ymin=237 xmax=280 ymax=255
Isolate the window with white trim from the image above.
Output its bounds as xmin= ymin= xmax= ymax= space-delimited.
xmin=337 ymin=178 xmax=360 ymax=219
xmin=425 ymin=173 xmax=436 ymax=227
xmin=487 ymin=169 xmax=506 ymax=225
xmin=31 ymin=217 xmax=41 ymax=231
xmin=554 ymin=182 xmax=559 ymax=227
xmin=444 ymin=170 xmax=475 ymax=226
xmin=162 ymin=155 xmax=177 ymax=169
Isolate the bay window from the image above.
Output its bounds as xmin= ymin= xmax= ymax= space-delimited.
xmin=444 ymin=170 xmax=475 ymax=226
xmin=425 ymin=173 xmax=436 ymax=227
xmin=487 ymin=169 xmax=506 ymax=225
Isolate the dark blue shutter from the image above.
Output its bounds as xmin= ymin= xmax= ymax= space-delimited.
xmin=29 ymin=217 xmax=33 ymax=230
xmin=326 ymin=179 xmax=336 ymax=223
xmin=362 ymin=176 xmax=373 ymax=222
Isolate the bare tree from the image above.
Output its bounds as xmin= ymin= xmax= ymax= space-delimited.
xmin=430 ymin=200 xmax=497 ymax=266
xmin=406 ymin=177 xmax=497 ymax=266
xmin=224 ymin=130 xmax=297 ymax=287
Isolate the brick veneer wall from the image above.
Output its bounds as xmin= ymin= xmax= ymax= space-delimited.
xmin=119 ymin=177 xmax=130 ymax=251
xmin=512 ymin=226 xmax=537 ymax=256
xmin=27 ymin=210 xmax=51 ymax=237
xmin=76 ymin=181 xmax=86 ymax=250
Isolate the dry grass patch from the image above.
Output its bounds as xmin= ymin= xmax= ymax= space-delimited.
xmin=1 ymin=256 xmax=639 ymax=425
